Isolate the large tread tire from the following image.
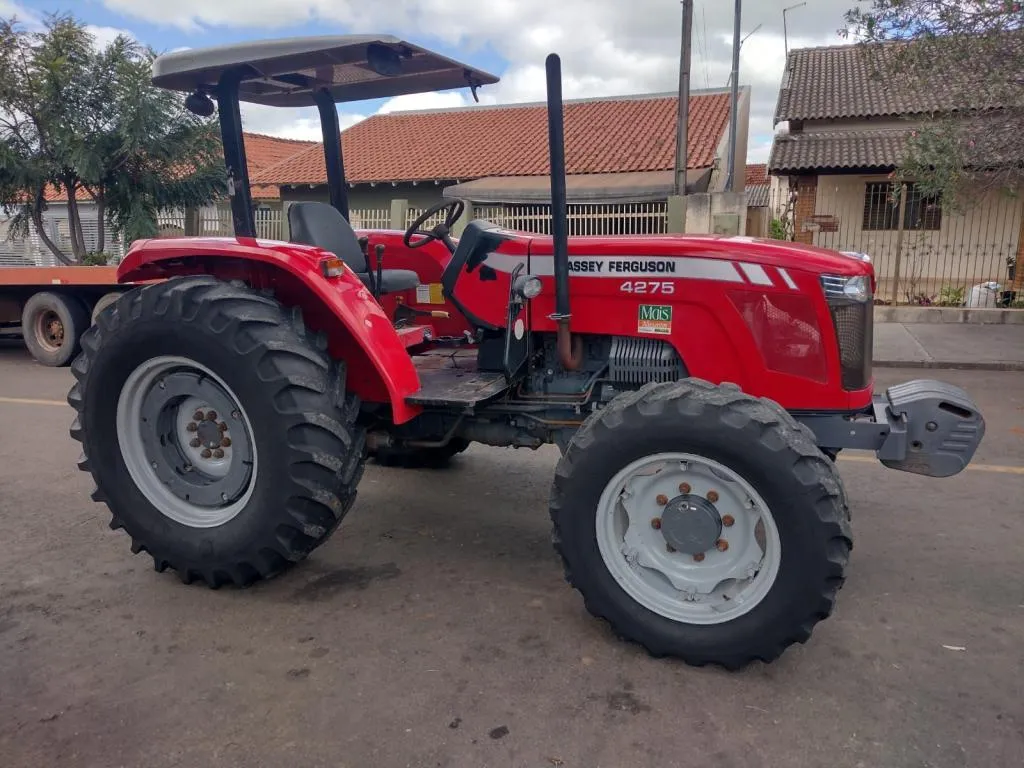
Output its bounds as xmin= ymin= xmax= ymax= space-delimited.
xmin=549 ymin=379 xmax=852 ymax=670
xmin=370 ymin=438 xmax=470 ymax=468
xmin=68 ymin=275 xmax=366 ymax=588
xmin=22 ymin=291 xmax=89 ymax=367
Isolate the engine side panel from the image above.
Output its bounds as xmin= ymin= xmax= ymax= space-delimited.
xmin=511 ymin=235 xmax=874 ymax=412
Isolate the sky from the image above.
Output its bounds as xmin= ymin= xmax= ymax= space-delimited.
xmin=3 ymin=0 xmax=861 ymax=163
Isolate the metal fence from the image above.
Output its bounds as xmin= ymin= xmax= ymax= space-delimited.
xmin=749 ymin=178 xmax=1023 ymax=305
xmin=475 ymin=202 xmax=668 ymax=236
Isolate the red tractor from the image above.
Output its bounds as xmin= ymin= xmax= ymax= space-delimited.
xmin=69 ymin=35 xmax=985 ymax=669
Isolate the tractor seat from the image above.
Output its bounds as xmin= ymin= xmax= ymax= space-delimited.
xmin=287 ymin=202 xmax=419 ymax=294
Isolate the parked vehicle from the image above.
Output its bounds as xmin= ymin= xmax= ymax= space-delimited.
xmin=67 ymin=35 xmax=985 ymax=669
xmin=0 ymin=265 xmax=129 ymax=366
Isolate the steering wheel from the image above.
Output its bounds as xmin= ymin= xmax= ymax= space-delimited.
xmin=403 ymin=199 xmax=465 ymax=253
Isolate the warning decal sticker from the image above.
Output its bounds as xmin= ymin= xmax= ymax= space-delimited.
xmin=637 ymin=304 xmax=672 ymax=335
xmin=415 ymin=283 xmax=445 ymax=304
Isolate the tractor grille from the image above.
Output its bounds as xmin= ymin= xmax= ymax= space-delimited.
xmin=828 ymin=300 xmax=873 ymax=390
xmin=609 ymin=336 xmax=687 ymax=386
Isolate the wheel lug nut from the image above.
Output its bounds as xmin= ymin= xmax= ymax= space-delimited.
xmin=716 ymin=539 xmax=729 ymax=552
xmin=206 ymin=410 xmax=218 ymax=421
xmin=707 ymin=490 xmax=719 ymax=503
xmin=189 ymin=438 xmax=201 ymax=448
xmin=722 ymin=514 xmax=735 ymax=527
xmin=193 ymin=410 xmax=204 ymax=421
xmin=656 ymin=494 xmax=668 ymax=506
xmin=221 ymin=437 xmax=232 ymax=447
xmin=212 ymin=448 xmax=225 ymax=459
xmin=201 ymin=448 xmax=212 ymax=459
xmin=186 ymin=422 xmax=198 ymax=432
xmin=693 ymin=552 xmax=705 ymax=563
xmin=679 ymin=482 xmax=691 ymax=494
xmin=651 ymin=517 xmax=662 ymax=530
xmin=218 ymin=422 xmax=228 ymax=432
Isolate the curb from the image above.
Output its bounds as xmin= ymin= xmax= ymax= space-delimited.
xmin=874 ymin=359 xmax=1024 ymax=372
xmin=874 ymin=306 xmax=1024 ymax=325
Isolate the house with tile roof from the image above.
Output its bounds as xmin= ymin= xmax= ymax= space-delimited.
xmin=253 ymin=88 xmax=749 ymax=217
xmin=769 ymin=41 xmax=1023 ymax=302
xmin=1 ymin=133 xmax=312 ymax=262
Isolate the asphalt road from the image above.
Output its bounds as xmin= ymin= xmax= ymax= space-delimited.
xmin=1 ymin=337 xmax=1022 ymax=768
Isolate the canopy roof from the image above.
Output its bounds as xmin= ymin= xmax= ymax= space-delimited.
xmin=152 ymin=35 xmax=499 ymax=108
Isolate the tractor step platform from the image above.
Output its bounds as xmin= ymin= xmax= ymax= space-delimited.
xmin=406 ymin=350 xmax=508 ymax=408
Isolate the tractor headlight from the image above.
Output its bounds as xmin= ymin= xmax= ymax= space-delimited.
xmin=820 ymin=274 xmax=871 ymax=303
xmin=514 ymin=274 xmax=543 ymax=300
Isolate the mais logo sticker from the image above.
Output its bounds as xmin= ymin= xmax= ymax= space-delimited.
xmin=638 ymin=304 xmax=672 ymax=335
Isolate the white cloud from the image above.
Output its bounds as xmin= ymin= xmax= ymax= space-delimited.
xmin=0 ymin=0 xmax=40 ymax=27
xmin=239 ymin=103 xmax=369 ymax=141
xmin=86 ymin=24 xmax=136 ymax=49
xmin=378 ymin=91 xmax=471 ymax=114
xmin=101 ymin=0 xmax=861 ymax=160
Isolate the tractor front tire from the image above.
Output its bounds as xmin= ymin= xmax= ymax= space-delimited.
xmin=370 ymin=438 xmax=470 ymax=468
xmin=550 ymin=379 xmax=852 ymax=669
xmin=68 ymin=276 xmax=366 ymax=588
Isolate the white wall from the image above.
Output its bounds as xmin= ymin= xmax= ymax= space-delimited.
xmin=811 ymin=173 xmax=1022 ymax=300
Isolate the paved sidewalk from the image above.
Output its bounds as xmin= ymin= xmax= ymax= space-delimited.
xmin=874 ymin=322 xmax=1024 ymax=370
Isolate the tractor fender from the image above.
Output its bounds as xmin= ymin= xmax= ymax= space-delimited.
xmin=116 ymin=236 xmax=423 ymax=424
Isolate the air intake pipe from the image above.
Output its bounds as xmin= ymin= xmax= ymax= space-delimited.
xmin=545 ymin=53 xmax=584 ymax=371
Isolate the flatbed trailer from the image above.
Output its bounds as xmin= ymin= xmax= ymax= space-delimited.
xmin=0 ymin=266 xmax=136 ymax=366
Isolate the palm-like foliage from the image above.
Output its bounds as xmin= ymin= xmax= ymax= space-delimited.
xmin=0 ymin=13 xmax=226 ymax=263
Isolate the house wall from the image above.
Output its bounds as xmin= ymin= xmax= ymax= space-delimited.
xmin=281 ymin=183 xmax=447 ymax=212
xmin=708 ymin=85 xmax=750 ymax=195
xmin=807 ymin=173 xmax=1022 ymax=301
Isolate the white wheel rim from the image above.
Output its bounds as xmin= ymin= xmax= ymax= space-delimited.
xmin=115 ymin=355 xmax=258 ymax=528
xmin=595 ymin=452 xmax=781 ymax=625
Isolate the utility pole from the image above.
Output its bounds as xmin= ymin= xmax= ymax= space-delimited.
xmin=783 ymin=2 xmax=806 ymax=61
xmin=725 ymin=0 xmax=741 ymax=192
xmin=673 ymin=0 xmax=694 ymax=196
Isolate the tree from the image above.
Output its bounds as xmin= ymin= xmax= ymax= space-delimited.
xmin=843 ymin=1 xmax=1023 ymax=205
xmin=0 ymin=14 xmax=225 ymax=263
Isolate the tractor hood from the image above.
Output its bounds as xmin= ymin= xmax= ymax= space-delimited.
xmin=523 ymin=233 xmax=874 ymax=279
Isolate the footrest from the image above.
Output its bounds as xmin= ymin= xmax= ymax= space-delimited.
xmin=407 ymin=353 xmax=508 ymax=408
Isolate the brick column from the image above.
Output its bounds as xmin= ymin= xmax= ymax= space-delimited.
xmin=792 ymin=174 xmax=818 ymax=245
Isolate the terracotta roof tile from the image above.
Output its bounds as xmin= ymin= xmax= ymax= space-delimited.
xmin=254 ymin=92 xmax=732 ymax=186
xmin=745 ymin=163 xmax=767 ymax=186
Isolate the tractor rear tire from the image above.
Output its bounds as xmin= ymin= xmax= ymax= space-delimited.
xmin=370 ymin=438 xmax=470 ymax=468
xmin=550 ymin=379 xmax=852 ymax=670
xmin=68 ymin=275 xmax=366 ymax=588
xmin=22 ymin=291 xmax=89 ymax=367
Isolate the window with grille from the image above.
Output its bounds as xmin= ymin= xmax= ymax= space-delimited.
xmin=862 ymin=181 xmax=942 ymax=231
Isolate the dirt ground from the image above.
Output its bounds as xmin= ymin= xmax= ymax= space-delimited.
xmin=1 ymin=339 xmax=1022 ymax=768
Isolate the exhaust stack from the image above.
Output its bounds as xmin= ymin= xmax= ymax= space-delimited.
xmin=545 ymin=53 xmax=583 ymax=371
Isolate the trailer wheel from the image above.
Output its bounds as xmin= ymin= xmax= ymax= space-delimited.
xmin=22 ymin=291 xmax=89 ymax=366
xmin=68 ymin=276 xmax=366 ymax=588
xmin=371 ymin=438 xmax=470 ymax=468
xmin=90 ymin=291 xmax=122 ymax=325
xmin=550 ymin=379 xmax=852 ymax=669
